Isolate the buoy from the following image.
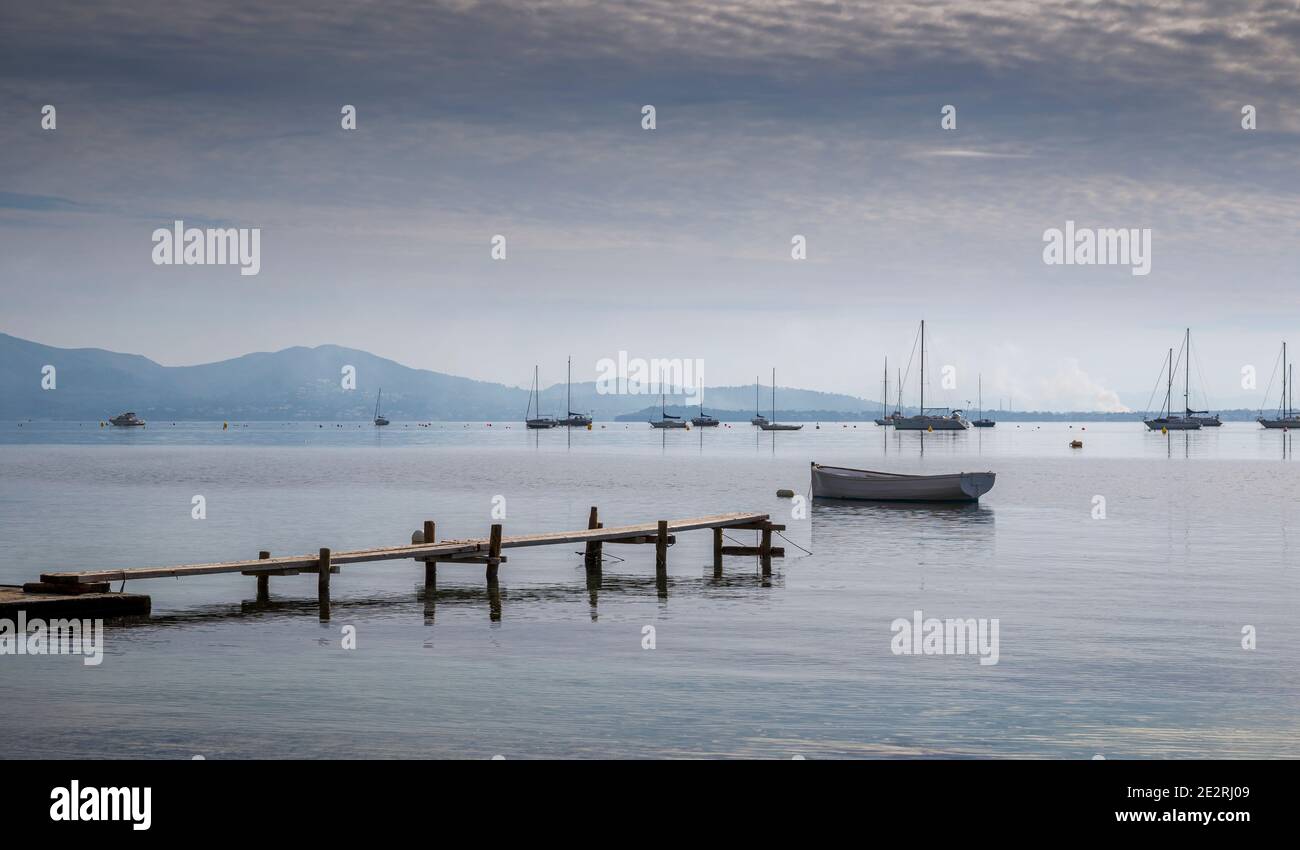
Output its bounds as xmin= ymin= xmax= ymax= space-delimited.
xmin=1070 ymin=440 xmax=1083 ymax=448
xmin=1161 ymin=426 xmax=1168 ymax=434
xmin=223 ymin=422 xmax=228 ymax=430
xmin=776 ymin=489 xmax=795 ymax=498
xmin=586 ymin=423 xmax=592 ymax=431
xmin=927 ymin=425 xmax=934 ymax=432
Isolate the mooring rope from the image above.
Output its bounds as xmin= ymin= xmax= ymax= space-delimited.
xmin=775 ymin=530 xmax=812 ymax=556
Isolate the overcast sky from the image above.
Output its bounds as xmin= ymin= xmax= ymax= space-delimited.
xmin=2 ymin=1 xmax=1298 ymax=411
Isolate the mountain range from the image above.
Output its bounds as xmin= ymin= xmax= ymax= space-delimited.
xmin=0 ymin=334 xmax=1272 ymax=422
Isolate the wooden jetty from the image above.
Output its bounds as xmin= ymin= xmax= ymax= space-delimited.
xmin=26 ymin=510 xmax=785 ymax=620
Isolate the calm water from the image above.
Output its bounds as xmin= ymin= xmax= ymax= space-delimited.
xmin=1 ymin=421 xmax=1297 ymax=759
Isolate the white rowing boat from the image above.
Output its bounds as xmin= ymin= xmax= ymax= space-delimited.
xmin=810 ymin=462 xmax=995 ymax=502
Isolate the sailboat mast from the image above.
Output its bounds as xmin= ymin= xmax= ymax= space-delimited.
xmin=567 ymin=356 xmax=571 ymax=418
xmin=1184 ymin=328 xmax=1191 ymax=415
xmin=771 ymin=367 xmax=776 ymax=422
xmin=882 ymin=357 xmax=888 ymax=418
xmin=1166 ymin=347 xmax=1173 ymax=417
xmin=920 ymin=320 xmax=926 ymax=413
xmin=978 ymin=374 xmax=982 ymax=420
xmin=897 ymin=368 xmax=902 ymax=415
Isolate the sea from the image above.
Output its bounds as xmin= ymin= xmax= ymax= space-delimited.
xmin=1 ymin=420 xmax=1296 ymax=759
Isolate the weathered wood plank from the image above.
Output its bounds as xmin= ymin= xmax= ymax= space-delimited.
xmin=39 ymin=512 xmax=770 ymax=585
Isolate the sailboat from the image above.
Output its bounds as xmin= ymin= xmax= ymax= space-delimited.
xmin=650 ymin=368 xmax=689 ymax=428
xmin=972 ymin=374 xmax=995 ymax=427
xmin=750 ymin=376 xmax=767 ymax=426
xmin=556 ymin=356 xmax=592 ymax=427
xmin=893 ymin=321 xmax=970 ymax=430
xmin=1143 ymin=335 xmax=1200 ymax=430
xmin=1182 ymin=329 xmax=1221 ymax=426
xmin=690 ymin=379 xmax=719 ymax=426
xmin=524 ymin=366 xmax=557 ymax=429
xmin=373 ymin=389 xmax=390 ymax=426
xmin=873 ymin=358 xmax=901 ymax=426
xmin=109 ymin=411 xmax=146 ymax=427
xmin=758 ymin=368 xmax=803 ymax=431
xmin=1258 ymin=341 xmax=1300 ymax=429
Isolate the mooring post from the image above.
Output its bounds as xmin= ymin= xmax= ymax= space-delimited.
xmin=712 ymin=529 xmax=723 ymax=576
xmin=655 ymin=520 xmax=669 ymax=573
xmin=584 ymin=506 xmax=601 ymax=571
xmin=423 ymin=520 xmax=437 ymax=589
xmin=257 ymin=550 xmax=270 ymax=601
xmin=759 ymin=525 xmax=773 ymax=576
xmin=317 ymin=547 xmax=332 ymax=620
xmin=486 ymin=523 xmax=503 ymax=582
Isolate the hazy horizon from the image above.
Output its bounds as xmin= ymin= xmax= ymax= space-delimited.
xmin=3 ymin=1 xmax=1298 ymax=412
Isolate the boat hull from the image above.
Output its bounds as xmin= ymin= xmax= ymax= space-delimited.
xmin=526 ymin=419 xmax=557 ymax=429
xmin=893 ymin=415 xmax=970 ymax=431
xmin=811 ymin=463 xmax=995 ymax=502
xmin=650 ymin=420 xmax=689 ymax=429
xmin=1144 ymin=418 xmax=1201 ymax=430
xmin=758 ymin=423 xmax=803 ymax=431
xmin=691 ymin=418 xmax=719 ymax=427
xmin=1259 ymin=418 xmax=1300 ymax=429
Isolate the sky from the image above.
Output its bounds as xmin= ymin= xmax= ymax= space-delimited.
xmin=2 ymin=0 xmax=1298 ymax=412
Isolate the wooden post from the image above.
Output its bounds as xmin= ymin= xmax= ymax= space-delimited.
xmin=584 ymin=506 xmax=601 ymax=571
xmin=486 ymin=523 xmax=503 ymax=582
xmin=318 ymin=547 xmax=331 ymax=620
xmin=759 ymin=526 xmax=773 ymax=575
xmin=423 ymin=520 xmax=437 ymax=589
xmin=655 ymin=520 xmax=669 ymax=572
xmin=712 ymin=529 xmax=723 ymax=576
xmin=257 ymin=550 xmax=270 ymax=601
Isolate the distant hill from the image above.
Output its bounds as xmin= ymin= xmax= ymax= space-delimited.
xmin=0 ymin=333 xmax=879 ymax=421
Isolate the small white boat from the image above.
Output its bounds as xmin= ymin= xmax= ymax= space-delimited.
xmin=810 ymin=462 xmax=995 ymax=502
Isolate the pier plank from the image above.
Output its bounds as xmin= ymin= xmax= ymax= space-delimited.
xmin=37 ymin=512 xmax=771 ymax=585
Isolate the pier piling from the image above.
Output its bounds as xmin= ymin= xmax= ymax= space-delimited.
xmin=318 ymin=547 xmax=331 ymax=620
xmin=423 ymin=520 xmax=437 ymax=589
xmin=256 ymin=550 xmax=270 ymax=601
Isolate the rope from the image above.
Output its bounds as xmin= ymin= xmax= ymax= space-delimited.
xmin=776 ymin=530 xmax=812 ymax=556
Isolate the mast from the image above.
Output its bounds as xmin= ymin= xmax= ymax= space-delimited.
xmin=567 ymin=356 xmax=571 ymax=418
xmin=897 ymin=368 xmax=902 ymax=416
xmin=771 ymin=367 xmax=776 ymax=422
xmin=920 ymin=320 xmax=925 ymax=414
xmin=756 ymin=376 xmax=760 ymax=417
xmin=1166 ymin=347 xmax=1173 ymax=418
xmin=882 ymin=357 xmax=888 ymax=419
xmin=978 ymin=374 xmax=982 ymax=420
xmin=1184 ymin=328 xmax=1190 ymax=416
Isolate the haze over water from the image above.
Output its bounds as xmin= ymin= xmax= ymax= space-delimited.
xmin=1 ymin=421 xmax=1296 ymax=758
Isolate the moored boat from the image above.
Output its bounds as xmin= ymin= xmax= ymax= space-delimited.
xmin=810 ymin=462 xmax=995 ymax=502
xmin=757 ymin=367 xmax=803 ymax=431
xmin=524 ymin=365 xmax=557 ymax=429
xmin=1258 ymin=341 xmax=1300 ymax=429
xmin=1143 ymin=335 xmax=1201 ymax=430
xmin=892 ymin=320 xmax=970 ymax=431
xmin=109 ymin=411 xmax=146 ymax=427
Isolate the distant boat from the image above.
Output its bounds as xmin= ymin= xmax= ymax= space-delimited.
xmin=109 ymin=411 xmax=146 ymax=427
xmin=751 ymin=376 xmax=767 ymax=425
xmin=893 ymin=321 xmax=971 ymax=431
xmin=1144 ymin=333 xmax=1200 ymax=430
xmin=556 ymin=356 xmax=592 ymax=427
xmin=524 ymin=366 xmax=557 ymax=429
xmin=690 ymin=381 xmax=719 ymax=426
xmin=757 ymin=367 xmax=803 ymax=430
xmin=811 ymin=462 xmax=995 ymax=502
xmin=373 ymin=388 xmax=390 ymax=426
xmin=1259 ymin=341 xmax=1300 ymax=429
xmin=1182 ymin=329 xmax=1220 ymax=426
xmin=650 ymin=368 xmax=688 ymax=428
xmin=972 ymin=374 xmax=995 ymax=427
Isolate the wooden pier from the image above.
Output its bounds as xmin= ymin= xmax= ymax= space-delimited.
xmin=26 ymin=510 xmax=786 ymax=620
